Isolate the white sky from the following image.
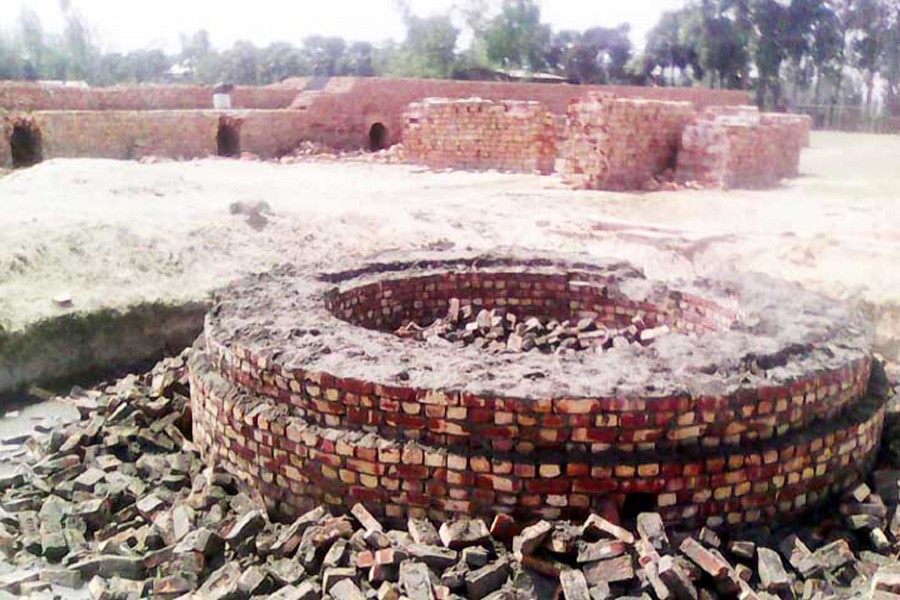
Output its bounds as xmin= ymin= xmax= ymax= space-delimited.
xmin=0 ymin=0 xmax=688 ymax=53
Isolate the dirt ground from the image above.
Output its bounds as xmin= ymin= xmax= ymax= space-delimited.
xmin=1 ymin=130 xmax=898 ymax=375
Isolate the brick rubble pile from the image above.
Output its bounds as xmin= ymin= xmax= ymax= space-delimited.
xmin=676 ymin=107 xmax=811 ymax=189
xmin=561 ymin=94 xmax=695 ymax=191
xmin=277 ymin=141 xmax=406 ymax=165
xmin=403 ymin=98 xmax=557 ymax=174
xmin=0 ymin=354 xmax=896 ymax=598
xmin=394 ymin=298 xmax=671 ymax=355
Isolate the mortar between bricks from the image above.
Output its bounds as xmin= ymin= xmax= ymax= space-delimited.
xmin=188 ymin=250 xmax=880 ymax=529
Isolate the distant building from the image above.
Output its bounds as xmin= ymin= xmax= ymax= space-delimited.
xmin=165 ymin=62 xmax=193 ymax=83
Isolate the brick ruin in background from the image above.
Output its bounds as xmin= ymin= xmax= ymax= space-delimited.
xmin=403 ymin=98 xmax=557 ymax=174
xmin=398 ymin=91 xmax=812 ymax=192
xmin=188 ymin=250 xmax=882 ymax=530
xmin=557 ymin=95 xmax=813 ymax=192
xmin=677 ymin=106 xmax=813 ymax=189
xmin=0 ymin=77 xmax=750 ymax=169
xmin=561 ymin=94 xmax=695 ymax=191
xmin=0 ymin=78 xmax=813 ymax=192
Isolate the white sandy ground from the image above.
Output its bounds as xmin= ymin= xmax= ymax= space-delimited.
xmin=0 ymin=131 xmax=897 ymax=597
xmin=0 ymin=130 xmax=898 ymax=364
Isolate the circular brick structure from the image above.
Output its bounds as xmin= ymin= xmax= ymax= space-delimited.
xmin=189 ymin=250 xmax=883 ymax=528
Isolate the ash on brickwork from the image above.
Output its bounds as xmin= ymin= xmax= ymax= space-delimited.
xmin=188 ymin=250 xmax=881 ymax=530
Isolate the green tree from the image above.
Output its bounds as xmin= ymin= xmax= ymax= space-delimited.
xmin=696 ymin=1 xmax=750 ymax=88
xmin=643 ymin=9 xmax=703 ymax=85
xmin=807 ymin=0 xmax=844 ymax=106
xmin=778 ymin=0 xmax=845 ymax=101
xmin=259 ymin=42 xmax=307 ymax=83
xmin=401 ymin=14 xmax=459 ymax=77
xmin=60 ymin=3 xmax=99 ymax=81
xmin=372 ymin=39 xmax=401 ymax=76
xmin=94 ymin=52 xmax=130 ymax=85
xmin=482 ymin=0 xmax=551 ymax=71
xmin=726 ymin=0 xmax=754 ymax=88
xmin=546 ymin=29 xmax=590 ymax=81
xmin=847 ymin=0 xmax=890 ymax=113
xmin=220 ymin=40 xmax=260 ymax=85
xmin=17 ymin=9 xmax=47 ymax=77
xmin=181 ymin=29 xmax=212 ymax=60
xmin=546 ymin=26 xmax=633 ymax=84
xmin=882 ymin=4 xmax=900 ymax=116
xmin=344 ymin=42 xmax=376 ymax=77
xmin=586 ymin=25 xmax=633 ymax=83
xmin=751 ymin=0 xmax=790 ymax=107
xmin=302 ymin=36 xmax=347 ymax=76
xmin=124 ymin=49 xmax=170 ymax=83
xmin=0 ymin=32 xmax=23 ymax=79
xmin=180 ymin=30 xmax=222 ymax=83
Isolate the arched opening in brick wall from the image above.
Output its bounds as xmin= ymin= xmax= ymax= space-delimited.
xmin=216 ymin=120 xmax=241 ymax=157
xmin=10 ymin=123 xmax=43 ymax=168
xmin=368 ymin=122 xmax=388 ymax=151
xmin=621 ymin=492 xmax=657 ymax=524
xmin=664 ymin=143 xmax=679 ymax=172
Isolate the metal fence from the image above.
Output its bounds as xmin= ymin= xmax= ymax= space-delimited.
xmin=795 ymin=105 xmax=900 ymax=133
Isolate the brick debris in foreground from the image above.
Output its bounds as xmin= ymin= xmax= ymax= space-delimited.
xmin=0 ymin=352 xmax=896 ymax=598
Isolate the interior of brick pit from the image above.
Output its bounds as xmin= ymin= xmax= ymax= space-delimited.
xmin=0 ymin=76 xmax=899 ymax=600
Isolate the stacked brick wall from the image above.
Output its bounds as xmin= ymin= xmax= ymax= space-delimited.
xmin=15 ymin=111 xmax=218 ymax=160
xmin=0 ymin=110 xmax=315 ymax=165
xmin=403 ymin=98 xmax=557 ymax=174
xmin=677 ymin=108 xmax=810 ymax=188
xmin=0 ymin=82 xmax=301 ymax=111
xmin=190 ymin=354 xmax=884 ymax=529
xmin=207 ymin=271 xmax=871 ymax=456
xmin=798 ymin=113 xmax=812 ymax=145
xmin=0 ymin=78 xmax=751 ymax=163
xmin=0 ymin=117 xmax=16 ymax=166
xmin=187 ymin=253 xmax=880 ymax=529
xmin=0 ymin=78 xmax=750 ymax=119
xmin=211 ymin=323 xmax=872 ymax=458
xmin=232 ymin=111 xmax=319 ymax=158
xmin=561 ymin=94 xmax=696 ymax=191
xmin=231 ymin=86 xmax=308 ymax=110
xmin=288 ymin=78 xmax=750 ymax=151
xmin=766 ymin=111 xmax=813 ymax=148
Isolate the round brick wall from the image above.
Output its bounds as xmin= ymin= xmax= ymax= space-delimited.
xmin=189 ymin=250 xmax=883 ymax=528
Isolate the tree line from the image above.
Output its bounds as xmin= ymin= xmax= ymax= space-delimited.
xmin=0 ymin=0 xmax=897 ymax=115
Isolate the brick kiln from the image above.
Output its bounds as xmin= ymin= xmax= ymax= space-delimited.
xmin=188 ymin=250 xmax=882 ymax=530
